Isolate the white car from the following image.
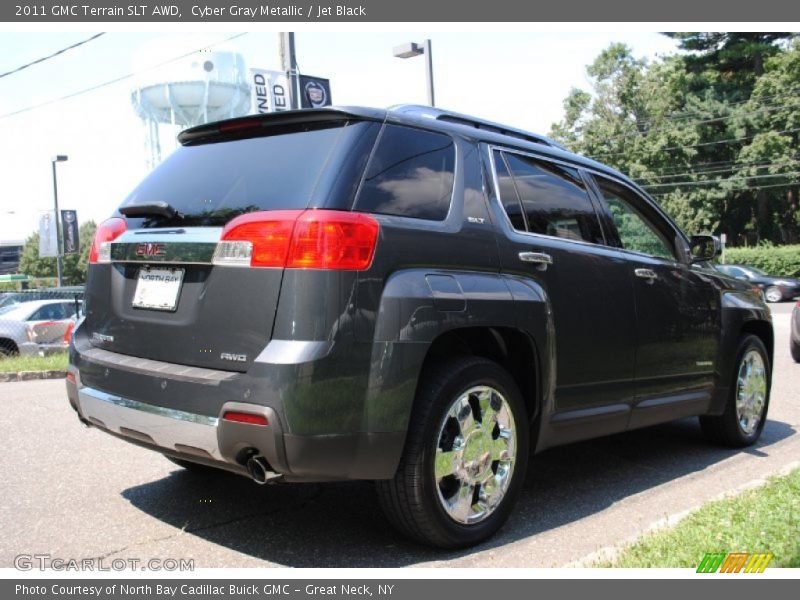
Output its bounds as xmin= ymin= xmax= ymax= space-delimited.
xmin=0 ymin=299 xmax=80 ymax=356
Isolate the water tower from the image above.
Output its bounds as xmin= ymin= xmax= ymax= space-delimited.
xmin=131 ymin=38 xmax=252 ymax=168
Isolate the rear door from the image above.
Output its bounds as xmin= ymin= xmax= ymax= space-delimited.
xmin=83 ymin=118 xmax=380 ymax=372
xmin=488 ymin=148 xmax=637 ymax=431
xmin=588 ymin=174 xmax=720 ymax=407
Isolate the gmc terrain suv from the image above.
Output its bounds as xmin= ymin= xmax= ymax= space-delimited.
xmin=67 ymin=105 xmax=773 ymax=548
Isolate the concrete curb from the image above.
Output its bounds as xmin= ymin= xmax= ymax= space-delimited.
xmin=0 ymin=370 xmax=66 ymax=383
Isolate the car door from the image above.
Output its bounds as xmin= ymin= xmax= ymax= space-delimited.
xmin=588 ymin=174 xmax=720 ymax=423
xmin=487 ymin=148 xmax=637 ymax=440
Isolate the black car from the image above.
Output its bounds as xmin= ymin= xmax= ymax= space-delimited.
xmin=66 ymin=105 xmax=773 ymax=548
xmin=715 ymin=264 xmax=800 ymax=303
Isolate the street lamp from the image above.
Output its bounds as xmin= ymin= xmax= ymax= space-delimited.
xmin=393 ymin=39 xmax=435 ymax=107
xmin=51 ymin=155 xmax=68 ymax=288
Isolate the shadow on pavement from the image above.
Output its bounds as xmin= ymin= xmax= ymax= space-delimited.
xmin=122 ymin=417 xmax=795 ymax=567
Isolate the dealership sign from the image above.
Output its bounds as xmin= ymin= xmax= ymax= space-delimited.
xmin=38 ymin=211 xmax=58 ymax=258
xmin=249 ymin=69 xmax=290 ymax=114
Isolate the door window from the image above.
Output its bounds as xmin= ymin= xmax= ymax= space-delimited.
xmin=494 ymin=151 xmax=604 ymax=244
xmin=594 ymin=178 xmax=677 ymax=261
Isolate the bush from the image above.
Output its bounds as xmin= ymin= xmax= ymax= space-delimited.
xmin=721 ymin=244 xmax=800 ymax=277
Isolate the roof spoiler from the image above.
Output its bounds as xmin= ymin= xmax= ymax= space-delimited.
xmin=177 ymin=108 xmax=376 ymax=146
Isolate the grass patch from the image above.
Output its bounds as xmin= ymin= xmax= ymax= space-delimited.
xmin=599 ymin=468 xmax=800 ymax=568
xmin=0 ymin=353 xmax=68 ymax=373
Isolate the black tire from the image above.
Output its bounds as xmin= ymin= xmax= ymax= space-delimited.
xmin=700 ymin=334 xmax=771 ymax=447
xmin=376 ymin=356 xmax=529 ymax=549
xmin=791 ymin=338 xmax=800 ymax=363
xmin=0 ymin=339 xmax=18 ymax=356
xmin=764 ymin=286 xmax=782 ymax=303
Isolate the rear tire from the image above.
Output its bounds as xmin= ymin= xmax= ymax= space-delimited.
xmin=376 ymin=356 xmax=529 ymax=549
xmin=700 ymin=334 xmax=770 ymax=447
xmin=764 ymin=286 xmax=782 ymax=303
xmin=0 ymin=339 xmax=18 ymax=356
xmin=791 ymin=338 xmax=800 ymax=363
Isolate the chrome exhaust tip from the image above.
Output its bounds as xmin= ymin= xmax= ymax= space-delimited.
xmin=246 ymin=456 xmax=280 ymax=485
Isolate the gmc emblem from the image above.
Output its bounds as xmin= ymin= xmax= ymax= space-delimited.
xmin=135 ymin=242 xmax=166 ymax=257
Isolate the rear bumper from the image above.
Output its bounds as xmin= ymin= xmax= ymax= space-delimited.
xmin=18 ymin=341 xmax=68 ymax=357
xmin=67 ymin=337 xmax=407 ymax=481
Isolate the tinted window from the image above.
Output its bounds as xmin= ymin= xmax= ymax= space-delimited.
xmin=493 ymin=151 xmax=526 ymax=231
xmin=594 ymin=178 xmax=676 ymax=261
xmin=29 ymin=303 xmax=74 ymax=321
xmin=355 ymin=125 xmax=455 ymax=220
xmin=501 ymin=152 xmax=604 ymax=244
xmin=121 ymin=121 xmax=374 ymax=227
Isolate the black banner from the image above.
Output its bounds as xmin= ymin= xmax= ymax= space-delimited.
xmin=60 ymin=210 xmax=79 ymax=256
xmin=3 ymin=0 xmax=799 ymax=22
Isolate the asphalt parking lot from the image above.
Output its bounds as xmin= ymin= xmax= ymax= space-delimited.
xmin=1 ymin=303 xmax=798 ymax=569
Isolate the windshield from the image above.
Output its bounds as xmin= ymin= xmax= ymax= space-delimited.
xmin=745 ymin=266 xmax=767 ymax=276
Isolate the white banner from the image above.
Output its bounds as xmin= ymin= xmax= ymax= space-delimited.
xmin=249 ymin=69 xmax=290 ymax=114
xmin=38 ymin=211 xmax=59 ymax=258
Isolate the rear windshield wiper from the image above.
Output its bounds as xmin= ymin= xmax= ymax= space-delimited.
xmin=119 ymin=201 xmax=182 ymax=220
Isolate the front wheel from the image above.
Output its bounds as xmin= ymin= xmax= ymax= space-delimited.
xmin=376 ymin=356 xmax=529 ymax=548
xmin=700 ymin=334 xmax=770 ymax=447
xmin=791 ymin=337 xmax=800 ymax=363
xmin=764 ymin=286 xmax=783 ymax=303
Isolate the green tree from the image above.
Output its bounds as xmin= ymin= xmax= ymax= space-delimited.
xmin=18 ymin=220 xmax=96 ymax=285
xmin=549 ymin=34 xmax=799 ymax=244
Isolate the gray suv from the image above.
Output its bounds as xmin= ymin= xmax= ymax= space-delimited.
xmin=67 ymin=105 xmax=773 ymax=548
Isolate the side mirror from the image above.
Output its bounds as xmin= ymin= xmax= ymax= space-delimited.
xmin=689 ymin=234 xmax=721 ymax=263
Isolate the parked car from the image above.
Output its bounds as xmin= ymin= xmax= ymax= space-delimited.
xmin=0 ymin=286 xmax=84 ymax=310
xmin=715 ymin=264 xmax=800 ymax=303
xmin=0 ymin=299 xmax=80 ymax=356
xmin=66 ymin=105 xmax=773 ymax=548
xmin=791 ymin=301 xmax=800 ymax=362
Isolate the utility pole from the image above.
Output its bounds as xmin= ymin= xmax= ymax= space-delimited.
xmin=279 ymin=32 xmax=299 ymax=109
xmin=51 ymin=155 xmax=68 ymax=287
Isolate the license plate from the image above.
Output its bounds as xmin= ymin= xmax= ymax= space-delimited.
xmin=132 ymin=267 xmax=184 ymax=312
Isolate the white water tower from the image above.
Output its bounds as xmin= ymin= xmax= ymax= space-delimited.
xmin=131 ymin=38 xmax=252 ymax=168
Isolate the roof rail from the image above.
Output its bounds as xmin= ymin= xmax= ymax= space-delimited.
xmin=388 ymin=104 xmax=565 ymax=150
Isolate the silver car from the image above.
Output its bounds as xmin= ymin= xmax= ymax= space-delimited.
xmin=0 ymin=299 xmax=79 ymax=356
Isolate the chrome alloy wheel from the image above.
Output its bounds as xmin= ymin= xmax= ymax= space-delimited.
xmin=736 ymin=349 xmax=767 ymax=435
xmin=434 ymin=385 xmax=517 ymax=524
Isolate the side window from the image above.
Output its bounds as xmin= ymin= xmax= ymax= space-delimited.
xmin=594 ymin=178 xmax=676 ymax=261
xmin=493 ymin=151 xmax=526 ymax=231
xmin=354 ymin=124 xmax=455 ymax=221
xmin=501 ymin=152 xmax=604 ymax=244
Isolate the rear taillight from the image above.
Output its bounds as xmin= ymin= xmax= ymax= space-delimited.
xmin=63 ymin=321 xmax=75 ymax=343
xmin=222 ymin=411 xmax=269 ymax=426
xmin=214 ymin=210 xmax=379 ymax=270
xmin=89 ymin=218 xmax=127 ymax=264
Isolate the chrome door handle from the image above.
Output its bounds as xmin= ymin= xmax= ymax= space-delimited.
xmin=519 ymin=252 xmax=553 ymax=270
xmin=635 ymin=268 xmax=658 ymax=282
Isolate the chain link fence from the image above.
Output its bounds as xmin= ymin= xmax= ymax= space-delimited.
xmin=0 ymin=288 xmax=83 ymax=357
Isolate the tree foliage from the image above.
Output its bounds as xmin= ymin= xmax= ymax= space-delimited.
xmin=18 ymin=221 xmax=96 ymax=285
xmin=550 ymin=33 xmax=799 ymax=246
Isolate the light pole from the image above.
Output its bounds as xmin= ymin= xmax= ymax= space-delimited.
xmin=51 ymin=155 xmax=68 ymax=287
xmin=392 ymin=39 xmax=435 ymax=107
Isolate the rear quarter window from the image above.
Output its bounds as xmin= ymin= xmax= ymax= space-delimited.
xmin=354 ymin=124 xmax=455 ymax=221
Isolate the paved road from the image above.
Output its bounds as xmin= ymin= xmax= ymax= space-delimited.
xmin=1 ymin=304 xmax=798 ymax=569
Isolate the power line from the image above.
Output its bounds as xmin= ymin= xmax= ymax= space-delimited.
xmin=609 ymin=99 xmax=800 ymax=141
xmin=641 ymin=169 xmax=800 ymax=189
xmin=0 ymin=33 xmax=105 ymax=80
xmin=639 ymin=157 xmax=800 ymax=180
xmin=649 ymin=181 xmax=798 ymax=196
xmin=588 ymin=126 xmax=800 ymax=159
xmin=0 ymin=33 xmax=249 ymax=121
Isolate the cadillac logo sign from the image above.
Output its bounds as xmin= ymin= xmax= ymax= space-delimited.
xmin=299 ymin=75 xmax=332 ymax=109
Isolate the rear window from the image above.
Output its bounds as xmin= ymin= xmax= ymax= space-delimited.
xmin=120 ymin=121 xmax=374 ymax=227
xmin=354 ymin=124 xmax=455 ymax=221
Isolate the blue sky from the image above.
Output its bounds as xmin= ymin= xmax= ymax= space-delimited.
xmin=0 ymin=31 xmax=679 ymax=242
